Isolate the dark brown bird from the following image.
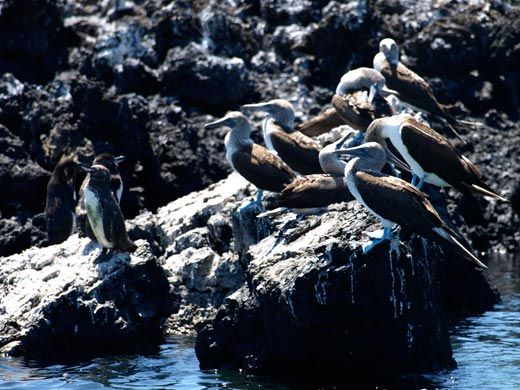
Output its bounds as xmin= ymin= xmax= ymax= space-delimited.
xmin=265 ymin=134 xmax=354 ymax=210
xmin=364 ymin=114 xmax=507 ymax=201
xmin=241 ymin=99 xmax=323 ymax=175
xmin=82 ymin=164 xmax=136 ymax=254
xmin=333 ymin=142 xmax=487 ymax=268
xmin=296 ymin=67 xmax=394 ymax=138
xmin=44 ymin=157 xmax=79 ymax=244
xmin=373 ymin=38 xmax=468 ymax=140
xmin=205 ymin=111 xmax=296 ymax=207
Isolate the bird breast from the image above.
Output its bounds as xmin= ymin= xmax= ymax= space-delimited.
xmin=84 ymin=187 xmax=114 ymax=248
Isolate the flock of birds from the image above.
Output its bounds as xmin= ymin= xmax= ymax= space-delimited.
xmin=44 ymin=38 xmax=508 ymax=268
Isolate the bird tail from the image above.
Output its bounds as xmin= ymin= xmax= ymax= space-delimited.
xmin=433 ymin=227 xmax=487 ymax=269
xmin=470 ymin=184 xmax=509 ymax=203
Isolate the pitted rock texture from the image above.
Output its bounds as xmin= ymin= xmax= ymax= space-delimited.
xmin=0 ymin=238 xmax=178 ymax=360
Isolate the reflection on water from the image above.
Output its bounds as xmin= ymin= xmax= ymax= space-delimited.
xmin=0 ymin=253 xmax=519 ymax=389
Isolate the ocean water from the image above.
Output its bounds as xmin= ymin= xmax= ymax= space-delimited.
xmin=0 ymin=253 xmax=518 ymax=389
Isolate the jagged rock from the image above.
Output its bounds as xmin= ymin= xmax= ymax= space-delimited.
xmin=0 ymin=237 xmax=178 ymax=360
xmin=160 ymin=43 xmax=256 ymax=112
xmin=196 ymin=201 xmax=498 ymax=376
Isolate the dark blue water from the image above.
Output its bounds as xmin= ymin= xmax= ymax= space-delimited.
xmin=1 ymin=253 xmax=519 ymax=389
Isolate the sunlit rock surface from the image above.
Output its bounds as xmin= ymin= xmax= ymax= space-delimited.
xmin=0 ymin=237 xmax=177 ymax=360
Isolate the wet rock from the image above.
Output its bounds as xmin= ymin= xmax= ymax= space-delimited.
xmin=0 ymin=238 xmax=178 ymax=360
xmin=196 ymin=200 xmax=497 ymax=376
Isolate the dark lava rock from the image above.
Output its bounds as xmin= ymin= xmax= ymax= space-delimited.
xmin=196 ymin=200 xmax=498 ymax=376
xmin=0 ymin=0 xmax=78 ymax=84
xmin=160 ymin=43 xmax=256 ymax=113
xmin=0 ymin=239 xmax=179 ymax=361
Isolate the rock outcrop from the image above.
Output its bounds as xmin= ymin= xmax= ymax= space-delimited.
xmin=0 ymin=238 xmax=178 ymax=360
xmin=195 ymin=198 xmax=498 ymax=376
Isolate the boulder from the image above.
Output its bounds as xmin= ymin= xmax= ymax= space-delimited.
xmin=0 ymin=237 xmax=178 ymax=360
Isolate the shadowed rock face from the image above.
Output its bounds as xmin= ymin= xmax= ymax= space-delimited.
xmin=0 ymin=239 xmax=178 ymax=360
xmin=195 ymin=198 xmax=498 ymax=375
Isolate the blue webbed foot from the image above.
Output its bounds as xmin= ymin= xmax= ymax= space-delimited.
xmin=362 ymin=227 xmax=392 ymax=254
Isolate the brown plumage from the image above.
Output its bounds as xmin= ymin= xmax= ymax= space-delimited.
xmin=230 ymin=143 xmax=296 ymax=192
xmin=266 ymin=175 xmax=352 ymax=209
xmin=295 ymin=107 xmax=344 ymax=137
xmin=267 ymin=121 xmax=323 ymax=174
xmin=332 ymin=92 xmax=393 ymax=131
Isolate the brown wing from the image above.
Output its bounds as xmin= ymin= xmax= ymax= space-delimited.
xmin=296 ymin=107 xmax=345 ymax=137
xmin=400 ymin=120 xmax=480 ymax=190
xmin=267 ymin=175 xmax=352 ymax=209
xmin=269 ymin=123 xmax=323 ymax=175
xmin=231 ymin=143 xmax=296 ymax=192
xmin=332 ymin=91 xmax=392 ymax=132
xmin=355 ymin=171 xmax=442 ymax=230
xmin=380 ymin=62 xmax=451 ymax=120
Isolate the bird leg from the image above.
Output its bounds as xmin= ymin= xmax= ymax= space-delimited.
xmin=94 ymin=247 xmax=112 ymax=264
xmin=239 ymin=190 xmax=264 ymax=212
xmin=416 ymin=175 xmax=426 ymax=190
xmin=411 ymin=173 xmax=419 ymax=187
xmin=363 ymin=227 xmax=392 ymax=254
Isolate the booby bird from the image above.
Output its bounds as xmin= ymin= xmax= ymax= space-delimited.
xmin=333 ymin=142 xmax=486 ymax=268
xmin=76 ymin=153 xmax=125 ymax=239
xmin=82 ymin=164 xmax=137 ymax=254
xmin=264 ymin=134 xmax=354 ymax=210
xmin=45 ymin=157 xmax=79 ymax=244
xmin=364 ymin=114 xmax=507 ymax=201
xmin=204 ymin=111 xmax=296 ymax=205
xmin=296 ymin=68 xmax=394 ymax=139
xmin=241 ymin=99 xmax=323 ymax=175
xmin=373 ymin=38 xmax=467 ymax=139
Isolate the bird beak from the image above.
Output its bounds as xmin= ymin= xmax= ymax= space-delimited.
xmin=368 ymin=85 xmax=377 ymax=103
xmin=385 ymin=150 xmax=411 ymax=173
xmin=241 ymin=102 xmax=272 ymax=112
xmin=333 ymin=144 xmax=372 ymax=159
xmin=115 ymin=155 xmax=125 ymax=164
xmin=381 ymin=86 xmax=400 ymax=97
xmin=204 ymin=117 xmax=229 ymax=130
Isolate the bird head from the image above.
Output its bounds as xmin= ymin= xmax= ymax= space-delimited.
xmin=92 ymin=153 xmax=125 ymax=175
xmin=241 ymin=99 xmax=295 ymax=129
xmin=333 ymin=142 xmax=387 ymax=171
xmin=55 ymin=157 xmax=78 ymax=188
xmin=379 ymin=38 xmax=399 ymax=67
xmin=80 ymin=163 xmax=111 ymax=185
xmin=204 ymin=111 xmax=250 ymax=131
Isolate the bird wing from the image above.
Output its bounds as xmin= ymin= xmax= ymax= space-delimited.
xmin=379 ymin=62 xmax=447 ymax=118
xmin=231 ymin=144 xmax=296 ymax=192
xmin=332 ymin=92 xmax=375 ymax=131
xmin=99 ymin=192 xmax=125 ymax=244
xmin=400 ymin=120 xmax=478 ymax=188
xmin=268 ymin=175 xmax=351 ymax=208
xmin=355 ymin=171 xmax=442 ymax=230
xmin=296 ymin=107 xmax=345 ymax=137
xmin=269 ymin=123 xmax=323 ymax=175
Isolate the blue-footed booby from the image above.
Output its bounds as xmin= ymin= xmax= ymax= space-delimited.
xmin=333 ymin=142 xmax=487 ymax=268
xmin=296 ymin=68 xmax=394 ymax=138
xmin=204 ymin=111 xmax=296 ymax=205
xmin=81 ymin=164 xmax=137 ymax=254
xmin=241 ymin=99 xmax=323 ymax=175
xmin=264 ymin=134 xmax=354 ymax=211
xmin=373 ymin=38 xmax=468 ymax=140
xmin=364 ymin=114 xmax=507 ymax=201
xmin=45 ymin=157 xmax=79 ymax=244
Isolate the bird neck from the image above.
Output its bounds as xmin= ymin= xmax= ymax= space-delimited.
xmin=226 ymin=123 xmax=252 ymax=149
xmin=345 ymin=157 xmax=385 ymax=177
